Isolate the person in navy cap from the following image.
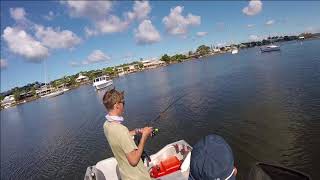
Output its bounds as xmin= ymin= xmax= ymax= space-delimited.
xmin=189 ymin=134 xmax=237 ymax=180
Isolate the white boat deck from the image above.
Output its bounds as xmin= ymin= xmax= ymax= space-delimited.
xmin=86 ymin=140 xmax=192 ymax=180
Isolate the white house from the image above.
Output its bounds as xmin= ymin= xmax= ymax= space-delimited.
xmin=142 ymin=60 xmax=165 ymax=69
xmin=76 ymin=73 xmax=89 ymax=83
xmin=116 ymin=67 xmax=125 ymax=76
xmin=125 ymin=64 xmax=140 ymax=73
xmin=1 ymin=95 xmax=16 ymax=108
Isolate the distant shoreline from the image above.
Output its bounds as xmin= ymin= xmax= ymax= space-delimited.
xmin=1 ymin=37 xmax=319 ymax=110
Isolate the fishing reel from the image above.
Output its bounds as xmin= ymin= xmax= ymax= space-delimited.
xmin=134 ymin=128 xmax=159 ymax=165
xmin=134 ymin=128 xmax=159 ymax=137
xmin=151 ymin=128 xmax=159 ymax=137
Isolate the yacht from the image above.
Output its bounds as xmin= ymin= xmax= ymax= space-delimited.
xmin=42 ymin=89 xmax=64 ymax=98
xmin=260 ymin=45 xmax=280 ymax=52
xmin=38 ymin=85 xmax=64 ymax=98
xmin=93 ymin=75 xmax=113 ymax=90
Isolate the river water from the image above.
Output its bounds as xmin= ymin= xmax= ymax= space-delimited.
xmin=1 ymin=40 xmax=320 ymax=180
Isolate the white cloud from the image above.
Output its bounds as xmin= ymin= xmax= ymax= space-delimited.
xmin=196 ymin=31 xmax=208 ymax=37
xmin=242 ymin=0 xmax=262 ymax=16
xmin=62 ymin=1 xmax=112 ymax=20
xmin=10 ymin=7 xmax=27 ymax=21
xmin=135 ymin=20 xmax=161 ymax=45
xmin=162 ymin=6 xmax=201 ymax=35
xmin=249 ymin=35 xmax=259 ymax=41
xmin=82 ymin=50 xmax=110 ymax=64
xmin=0 ymin=59 xmax=8 ymax=69
xmin=2 ymin=27 xmax=49 ymax=61
xmin=84 ymin=26 xmax=99 ymax=37
xmin=127 ymin=1 xmax=151 ymax=21
xmin=34 ymin=25 xmax=81 ymax=49
xmin=95 ymin=15 xmax=130 ymax=34
xmin=63 ymin=1 xmax=153 ymax=37
xmin=305 ymin=26 xmax=320 ymax=33
xmin=247 ymin=24 xmax=255 ymax=28
xmin=43 ymin=11 xmax=55 ymax=21
xmin=69 ymin=61 xmax=80 ymax=67
xmin=266 ymin=20 xmax=275 ymax=25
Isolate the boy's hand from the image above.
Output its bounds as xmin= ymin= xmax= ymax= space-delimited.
xmin=141 ymin=127 xmax=153 ymax=137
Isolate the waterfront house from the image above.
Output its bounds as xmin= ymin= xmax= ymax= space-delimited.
xmin=76 ymin=73 xmax=89 ymax=83
xmin=36 ymin=85 xmax=53 ymax=97
xmin=212 ymin=48 xmax=221 ymax=53
xmin=19 ymin=91 xmax=34 ymax=99
xmin=142 ymin=60 xmax=165 ymax=69
xmin=116 ymin=67 xmax=125 ymax=76
xmin=125 ymin=64 xmax=140 ymax=73
xmin=1 ymin=95 xmax=16 ymax=108
xmin=239 ymin=44 xmax=247 ymax=48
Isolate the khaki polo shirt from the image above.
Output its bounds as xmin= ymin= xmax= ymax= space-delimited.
xmin=104 ymin=121 xmax=151 ymax=180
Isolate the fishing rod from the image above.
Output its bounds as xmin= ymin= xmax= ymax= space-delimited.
xmin=142 ymin=90 xmax=263 ymax=164
xmin=136 ymin=92 xmax=190 ymax=138
xmin=146 ymin=91 xmax=189 ymax=127
xmin=134 ymin=92 xmax=190 ymax=164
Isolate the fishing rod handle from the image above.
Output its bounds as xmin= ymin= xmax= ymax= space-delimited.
xmin=135 ymin=128 xmax=159 ymax=137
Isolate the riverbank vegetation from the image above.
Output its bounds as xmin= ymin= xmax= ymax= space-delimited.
xmin=1 ymin=33 xmax=319 ymax=108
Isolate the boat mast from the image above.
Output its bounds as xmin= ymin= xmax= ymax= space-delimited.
xmin=43 ymin=58 xmax=47 ymax=87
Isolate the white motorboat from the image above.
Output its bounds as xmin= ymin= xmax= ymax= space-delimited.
xmin=84 ymin=140 xmax=192 ymax=180
xmin=260 ymin=45 xmax=280 ymax=52
xmin=93 ymin=75 xmax=113 ymax=90
xmin=37 ymin=85 xmax=64 ymax=98
xmin=84 ymin=135 xmax=312 ymax=180
xmin=231 ymin=48 xmax=238 ymax=54
xmin=41 ymin=89 xmax=64 ymax=98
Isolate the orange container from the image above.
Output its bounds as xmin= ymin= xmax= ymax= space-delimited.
xmin=150 ymin=156 xmax=181 ymax=178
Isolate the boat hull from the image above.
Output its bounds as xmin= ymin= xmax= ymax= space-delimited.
xmin=94 ymin=80 xmax=113 ymax=90
xmin=41 ymin=90 xmax=64 ymax=98
xmin=260 ymin=46 xmax=280 ymax=52
xmin=231 ymin=49 xmax=238 ymax=54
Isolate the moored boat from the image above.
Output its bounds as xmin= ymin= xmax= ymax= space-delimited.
xmin=93 ymin=75 xmax=113 ymax=90
xmin=41 ymin=89 xmax=64 ymax=98
xmin=231 ymin=48 xmax=238 ymax=54
xmin=260 ymin=45 xmax=280 ymax=52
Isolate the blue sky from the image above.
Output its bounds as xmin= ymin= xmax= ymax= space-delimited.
xmin=1 ymin=1 xmax=320 ymax=92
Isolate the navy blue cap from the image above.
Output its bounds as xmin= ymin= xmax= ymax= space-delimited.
xmin=189 ymin=134 xmax=236 ymax=180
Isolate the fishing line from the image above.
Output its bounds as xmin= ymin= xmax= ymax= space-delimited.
xmin=141 ymin=82 xmax=262 ymax=164
xmin=146 ymin=91 xmax=190 ymax=127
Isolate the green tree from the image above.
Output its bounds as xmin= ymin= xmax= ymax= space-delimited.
xmin=137 ymin=62 xmax=143 ymax=69
xmin=160 ymin=54 xmax=171 ymax=64
xmin=0 ymin=95 xmax=4 ymax=101
xmin=196 ymin=45 xmax=210 ymax=56
xmin=31 ymin=87 xmax=37 ymax=97
xmin=171 ymin=54 xmax=187 ymax=62
xmin=13 ymin=89 xmax=21 ymax=101
xmin=104 ymin=67 xmax=115 ymax=76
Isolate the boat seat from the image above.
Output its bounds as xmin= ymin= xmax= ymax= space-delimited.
xmin=84 ymin=166 xmax=107 ymax=180
xmin=96 ymin=158 xmax=121 ymax=180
